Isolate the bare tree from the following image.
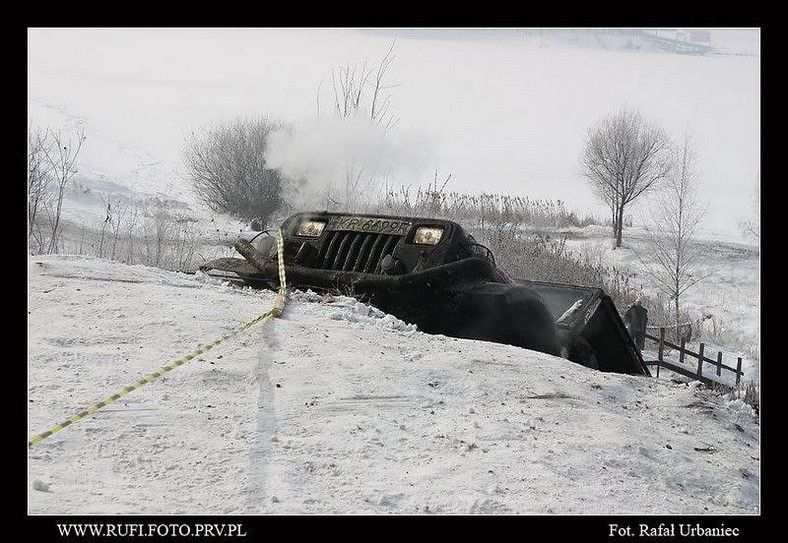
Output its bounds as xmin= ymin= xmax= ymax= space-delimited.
xmin=330 ymin=40 xmax=399 ymax=131
xmin=28 ymin=124 xmax=86 ymax=254
xmin=141 ymin=201 xmax=173 ymax=268
xmin=320 ymin=41 xmax=399 ymax=210
xmin=28 ymin=124 xmax=54 ymax=250
xmin=108 ymin=199 xmax=129 ymax=260
xmin=183 ymin=117 xmax=286 ymax=224
xmin=636 ymin=131 xmax=710 ymax=342
xmin=98 ymin=200 xmax=112 ymax=258
xmin=369 ymin=40 xmax=400 ymax=132
xmin=44 ymin=128 xmax=86 ymax=254
xmin=738 ymin=172 xmax=760 ymax=242
xmin=124 ymin=201 xmax=141 ymax=264
xmin=581 ymin=107 xmax=672 ymax=247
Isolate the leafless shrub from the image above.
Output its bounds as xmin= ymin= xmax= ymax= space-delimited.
xmin=743 ymin=382 xmax=759 ymax=413
xmin=139 ymin=200 xmax=199 ymax=270
xmin=328 ymin=39 xmax=399 ymax=131
xmin=169 ymin=219 xmax=200 ymax=272
xmin=694 ymin=313 xmax=760 ymax=364
xmin=372 ymin=184 xmax=602 ymax=229
xmin=470 ymin=224 xmax=641 ymax=312
xmin=28 ymin=124 xmax=54 ymax=251
xmin=317 ymin=40 xmax=400 ymax=210
xmin=737 ymin=172 xmax=759 ymax=242
xmin=183 ymin=116 xmax=286 ymax=224
xmin=642 ymin=291 xmax=695 ymax=342
xmin=52 ymin=194 xmax=210 ymax=273
xmin=76 ymin=221 xmax=88 ymax=256
xmin=727 ymin=380 xmax=760 ymax=414
xmin=106 ymin=198 xmax=130 ymax=260
xmin=124 ymin=204 xmax=142 ymax=264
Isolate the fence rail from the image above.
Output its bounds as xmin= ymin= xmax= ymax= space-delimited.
xmin=644 ymin=327 xmax=743 ymax=390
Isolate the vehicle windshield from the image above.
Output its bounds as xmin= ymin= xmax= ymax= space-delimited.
xmin=516 ymin=282 xmax=596 ymax=324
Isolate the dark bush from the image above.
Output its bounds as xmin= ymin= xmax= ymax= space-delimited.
xmin=183 ymin=117 xmax=286 ymax=224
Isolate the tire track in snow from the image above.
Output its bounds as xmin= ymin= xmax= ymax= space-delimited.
xmin=245 ymin=319 xmax=279 ymax=512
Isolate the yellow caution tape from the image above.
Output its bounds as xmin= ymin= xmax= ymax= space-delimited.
xmin=28 ymin=229 xmax=288 ymax=448
xmin=28 ymin=310 xmax=276 ymax=447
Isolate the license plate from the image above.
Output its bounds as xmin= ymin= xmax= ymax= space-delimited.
xmin=329 ymin=216 xmax=413 ymax=235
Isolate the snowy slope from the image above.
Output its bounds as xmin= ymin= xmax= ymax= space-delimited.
xmin=28 ymin=256 xmax=759 ymax=515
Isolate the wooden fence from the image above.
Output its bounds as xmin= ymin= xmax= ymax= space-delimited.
xmin=643 ymin=327 xmax=744 ymax=390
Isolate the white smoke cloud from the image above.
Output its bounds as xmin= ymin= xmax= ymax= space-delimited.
xmin=265 ymin=114 xmax=433 ymax=210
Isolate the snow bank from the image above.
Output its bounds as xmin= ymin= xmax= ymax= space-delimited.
xmin=290 ymin=290 xmax=417 ymax=333
xmin=28 ymin=256 xmax=759 ymax=515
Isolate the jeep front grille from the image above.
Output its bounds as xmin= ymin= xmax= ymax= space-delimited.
xmin=314 ymin=230 xmax=401 ymax=273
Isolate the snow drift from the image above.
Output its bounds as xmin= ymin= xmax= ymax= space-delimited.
xmin=28 ymin=256 xmax=759 ymax=514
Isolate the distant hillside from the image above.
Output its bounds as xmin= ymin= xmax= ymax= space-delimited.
xmin=361 ymin=28 xmax=759 ymax=57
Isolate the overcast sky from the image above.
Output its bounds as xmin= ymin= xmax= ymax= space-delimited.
xmin=27 ymin=28 xmax=759 ymax=238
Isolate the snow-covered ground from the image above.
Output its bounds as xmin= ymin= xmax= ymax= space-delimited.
xmin=28 ymin=256 xmax=759 ymax=515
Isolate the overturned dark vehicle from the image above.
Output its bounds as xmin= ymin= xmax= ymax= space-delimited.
xmin=201 ymin=211 xmax=650 ymax=376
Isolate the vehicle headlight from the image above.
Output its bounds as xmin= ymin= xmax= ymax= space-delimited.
xmin=413 ymin=226 xmax=444 ymax=245
xmin=296 ymin=219 xmax=327 ymax=237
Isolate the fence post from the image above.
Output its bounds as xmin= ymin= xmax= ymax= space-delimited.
xmin=697 ymin=343 xmax=705 ymax=379
xmin=657 ymin=327 xmax=665 ymax=378
xmin=716 ymin=351 xmax=723 ymax=377
xmin=679 ymin=338 xmax=686 ymax=365
xmin=736 ymin=357 xmax=742 ymax=386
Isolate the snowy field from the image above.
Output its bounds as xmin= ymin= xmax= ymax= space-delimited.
xmin=28 ymin=256 xmax=759 ymax=515
xmin=28 ymin=28 xmax=759 ymax=241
